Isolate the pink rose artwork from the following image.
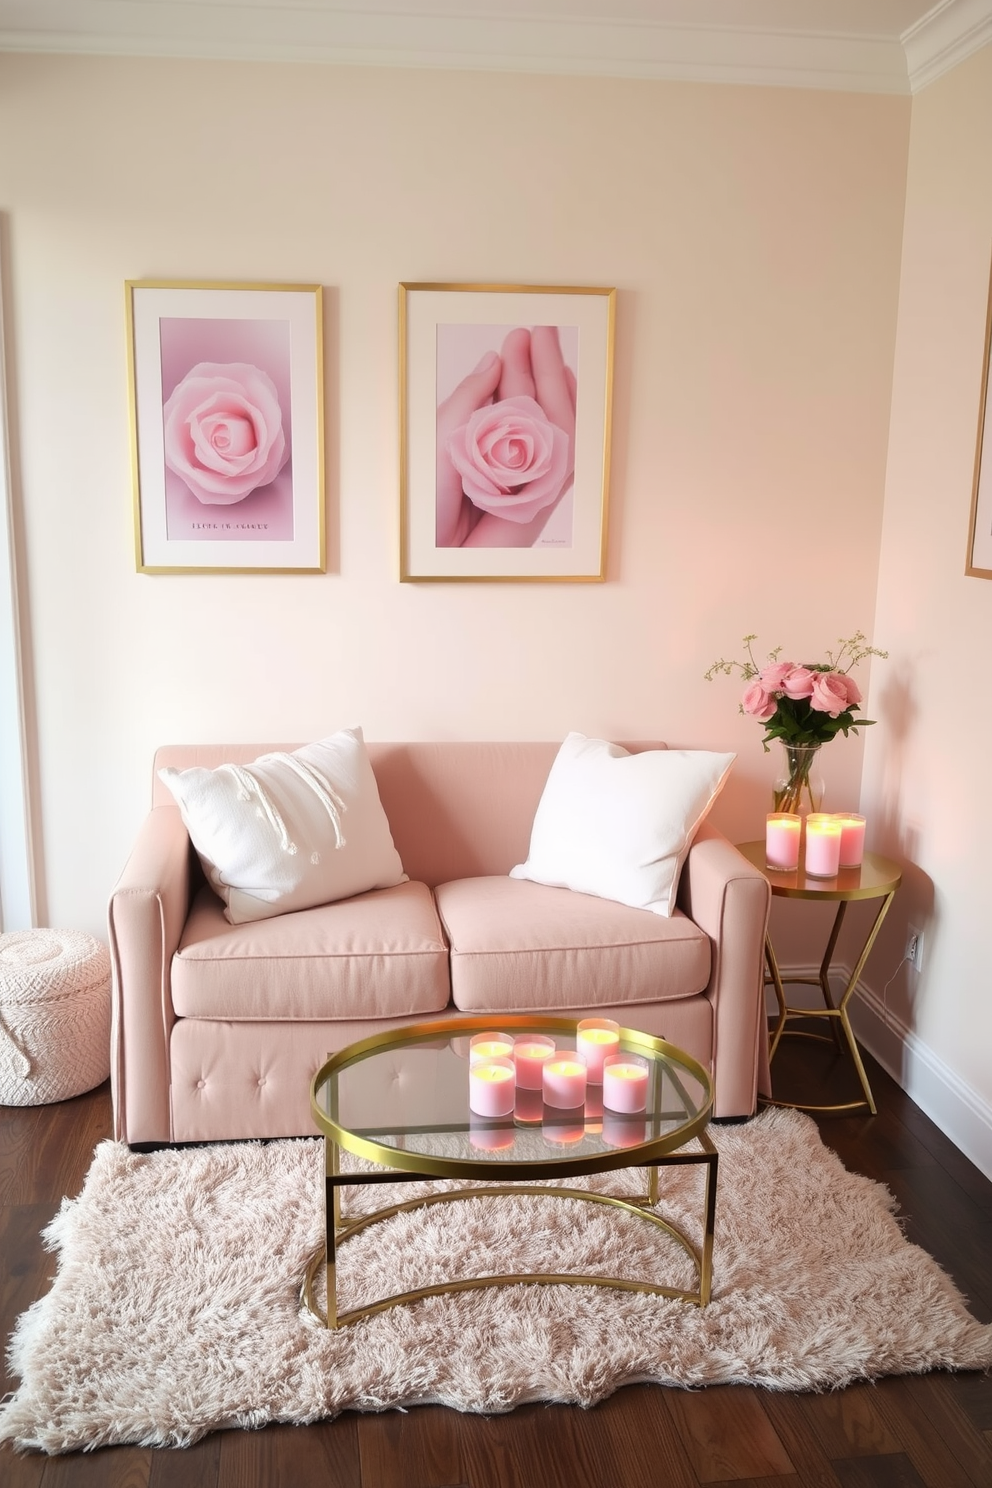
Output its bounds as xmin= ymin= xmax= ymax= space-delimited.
xmin=445 ymin=394 xmax=571 ymax=524
xmin=162 ymin=361 xmax=289 ymax=506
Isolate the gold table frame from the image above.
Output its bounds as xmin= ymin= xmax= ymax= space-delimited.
xmin=737 ymin=843 xmax=902 ymax=1116
xmin=305 ymin=1016 xmax=717 ymax=1329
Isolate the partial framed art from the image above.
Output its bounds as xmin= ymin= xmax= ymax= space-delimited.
xmin=126 ymin=280 xmax=325 ymax=573
xmin=966 ymin=251 xmax=992 ymax=578
xmin=399 ymin=282 xmax=615 ymax=581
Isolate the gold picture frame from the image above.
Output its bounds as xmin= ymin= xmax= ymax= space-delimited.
xmin=966 ymin=250 xmax=992 ymax=579
xmin=126 ymin=279 xmax=325 ymax=573
xmin=399 ymin=282 xmax=615 ymax=582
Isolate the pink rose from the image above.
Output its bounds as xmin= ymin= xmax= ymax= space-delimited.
xmin=832 ymin=671 xmax=862 ymax=706
xmin=163 ymin=362 xmax=289 ymax=505
xmin=445 ymin=395 xmax=571 ymax=524
xmin=758 ymin=661 xmax=794 ymax=693
xmin=741 ymin=682 xmax=777 ymax=722
xmin=782 ymin=666 xmax=815 ymax=700
xmin=809 ymin=670 xmax=854 ymax=717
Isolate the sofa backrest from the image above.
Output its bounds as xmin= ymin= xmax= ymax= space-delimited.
xmin=152 ymin=739 xmax=667 ymax=888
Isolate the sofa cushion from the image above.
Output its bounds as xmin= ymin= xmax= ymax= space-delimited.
xmin=510 ymin=733 xmax=735 ymax=916
xmin=158 ymin=727 xmax=407 ymax=924
xmin=171 ymin=880 xmax=449 ymax=1021
xmin=435 ymin=876 xmax=711 ymax=1013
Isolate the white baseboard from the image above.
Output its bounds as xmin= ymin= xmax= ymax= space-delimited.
xmin=768 ymin=965 xmax=992 ymax=1185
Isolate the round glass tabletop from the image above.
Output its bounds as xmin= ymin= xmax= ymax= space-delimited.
xmin=311 ymin=1015 xmax=712 ymax=1179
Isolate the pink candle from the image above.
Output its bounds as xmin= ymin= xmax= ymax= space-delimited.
xmin=469 ymin=1057 xmax=516 ymax=1117
xmin=602 ymin=1055 xmax=649 ymax=1113
xmin=575 ymin=1019 xmax=620 ymax=1083
xmin=765 ymin=812 xmax=801 ymax=870
xmin=469 ymin=1032 xmax=514 ymax=1064
xmin=512 ymin=1035 xmax=556 ymax=1090
xmin=805 ymin=814 xmax=842 ymax=878
xmin=833 ymin=813 xmax=866 ymax=867
xmin=543 ymin=1056 xmax=587 ymax=1109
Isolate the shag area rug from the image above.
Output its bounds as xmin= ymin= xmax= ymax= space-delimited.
xmin=2 ymin=1108 xmax=990 ymax=1454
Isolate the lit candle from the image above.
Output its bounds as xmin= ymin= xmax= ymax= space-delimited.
xmin=833 ymin=813 xmax=866 ymax=867
xmin=765 ymin=812 xmax=801 ymax=871
xmin=512 ymin=1035 xmax=556 ymax=1090
xmin=469 ymin=1057 xmax=516 ymax=1117
xmin=602 ymin=1055 xmax=649 ymax=1113
xmin=542 ymin=1056 xmax=587 ymax=1109
xmin=805 ymin=814 xmax=842 ymax=878
xmin=469 ymin=1032 xmax=514 ymax=1065
xmin=575 ymin=1019 xmax=620 ymax=1083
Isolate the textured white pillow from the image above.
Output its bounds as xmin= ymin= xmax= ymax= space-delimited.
xmin=509 ymin=733 xmax=735 ymax=916
xmin=158 ymin=728 xmax=407 ymax=924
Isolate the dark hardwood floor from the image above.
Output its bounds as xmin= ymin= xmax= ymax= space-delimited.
xmin=2 ymin=1033 xmax=990 ymax=1487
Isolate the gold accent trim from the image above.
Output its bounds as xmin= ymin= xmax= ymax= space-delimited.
xmin=302 ymin=1137 xmax=718 ymax=1329
xmin=310 ymin=1015 xmax=712 ymax=1177
xmin=125 ymin=278 xmax=325 ymax=575
xmin=737 ymin=842 xmax=902 ymax=1115
xmin=398 ymin=283 xmax=615 ymax=584
xmin=305 ymin=1015 xmax=716 ymax=1328
xmin=966 ymin=244 xmax=992 ymax=579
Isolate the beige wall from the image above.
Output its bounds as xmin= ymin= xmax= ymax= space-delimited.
xmin=862 ymin=43 xmax=992 ymax=1138
xmin=2 ymin=55 xmax=921 ymax=1085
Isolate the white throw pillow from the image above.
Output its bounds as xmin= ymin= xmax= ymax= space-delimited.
xmin=158 ymin=728 xmax=407 ymax=924
xmin=509 ymin=733 xmax=735 ymax=916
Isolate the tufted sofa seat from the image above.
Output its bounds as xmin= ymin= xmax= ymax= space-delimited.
xmin=108 ymin=740 xmax=771 ymax=1146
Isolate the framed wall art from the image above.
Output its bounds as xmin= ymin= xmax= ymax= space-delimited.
xmin=966 ymin=250 xmax=992 ymax=579
xmin=126 ymin=280 xmax=324 ymax=573
xmin=399 ymin=282 xmax=615 ymax=582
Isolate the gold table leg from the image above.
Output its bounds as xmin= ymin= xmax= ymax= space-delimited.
xmin=302 ymin=1134 xmax=719 ymax=1328
xmin=763 ymin=890 xmax=897 ymax=1116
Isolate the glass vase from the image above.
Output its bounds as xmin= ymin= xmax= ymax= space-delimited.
xmin=772 ymin=742 xmax=824 ymax=816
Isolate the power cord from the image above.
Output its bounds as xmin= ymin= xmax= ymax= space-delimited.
xmin=878 ymin=952 xmax=912 ymax=1032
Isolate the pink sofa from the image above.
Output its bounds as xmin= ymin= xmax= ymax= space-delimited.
xmin=108 ymin=741 xmax=772 ymax=1145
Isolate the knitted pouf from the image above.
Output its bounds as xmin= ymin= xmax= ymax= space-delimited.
xmin=0 ymin=930 xmax=112 ymax=1106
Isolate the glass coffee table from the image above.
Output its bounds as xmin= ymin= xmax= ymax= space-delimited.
xmin=304 ymin=1014 xmax=716 ymax=1329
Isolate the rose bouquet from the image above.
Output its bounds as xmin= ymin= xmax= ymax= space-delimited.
xmin=705 ymin=632 xmax=887 ymax=813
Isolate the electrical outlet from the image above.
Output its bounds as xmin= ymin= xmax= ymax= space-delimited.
xmin=906 ymin=927 xmax=924 ymax=972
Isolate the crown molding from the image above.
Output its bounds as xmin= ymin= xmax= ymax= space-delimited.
xmin=0 ymin=2 xmax=988 ymax=95
xmin=903 ymin=0 xmax=992 ymax=89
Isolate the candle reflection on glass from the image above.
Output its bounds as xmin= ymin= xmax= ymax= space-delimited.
xmin=542 ymin=1114 xmax=585 ymax=1145
xmin=514 ymin=1086 xmax=544 ymax=1125
xmin=469 ymin=1116 xmax=515 ymax=1151
xmin=602 ymin=1112 xmax=647 ymax=1149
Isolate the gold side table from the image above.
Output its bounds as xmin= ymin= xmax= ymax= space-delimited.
xmin=735 ymin=842 xmax=902 ymax=1116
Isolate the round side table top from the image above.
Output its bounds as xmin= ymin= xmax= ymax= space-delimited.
xmin=736 ymin=841 xmax=903 ymax=903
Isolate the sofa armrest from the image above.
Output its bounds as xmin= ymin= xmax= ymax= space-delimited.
xmin=677 ymin=820 xmax=771 ymax=1118
xmin=107 ymin=805 xmax=192 ymax=1145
